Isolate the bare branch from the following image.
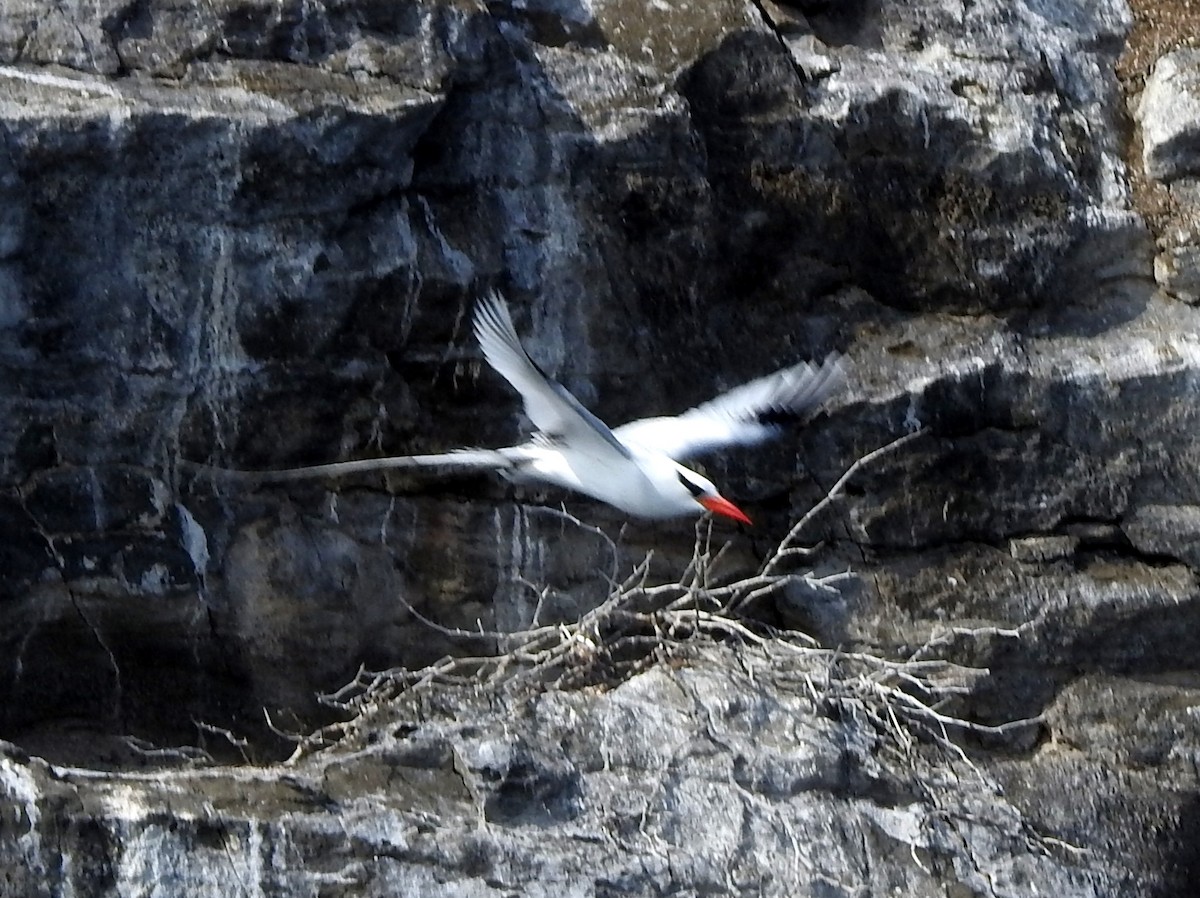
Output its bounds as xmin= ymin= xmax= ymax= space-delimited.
xmin=122 ymin=736 xmax=214 ymax=766
xmin=764 ymin=428 xmax=926 ymax=576
xmin=288 ymin=426 xmax=1039 ymax=804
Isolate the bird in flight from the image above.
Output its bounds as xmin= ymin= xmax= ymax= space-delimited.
xmin=213 ymin=292 xmax=847 ymax=523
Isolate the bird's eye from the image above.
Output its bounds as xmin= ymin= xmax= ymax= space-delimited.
xmin=677 ymin=472 xmax=705 ymax=497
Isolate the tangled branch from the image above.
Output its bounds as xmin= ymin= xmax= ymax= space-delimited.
xmin=275 ymin=428 xmax=1037 ymax=774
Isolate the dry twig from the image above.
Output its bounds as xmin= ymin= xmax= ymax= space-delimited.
xmin=289 ymin=427 xmax=1036 ymax=774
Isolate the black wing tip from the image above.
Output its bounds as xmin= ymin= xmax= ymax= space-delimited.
xmin=754 ymin=352 xmax=849 ymax=426
xmin=755 ymin=407 xmax=805 ymax=427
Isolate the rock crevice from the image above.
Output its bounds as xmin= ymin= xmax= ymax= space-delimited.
xmin=1 ymin=0 xmax=1199 ymax=894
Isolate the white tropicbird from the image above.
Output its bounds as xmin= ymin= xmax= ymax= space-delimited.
xmin=219 ymin=292 xmax=847 ymax=523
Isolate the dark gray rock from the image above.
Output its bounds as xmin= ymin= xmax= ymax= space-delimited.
xmin=0 ymin=0 xmax=1198 ymax=894
xmin=1122 ymin=503 xmax=1200 ymax=566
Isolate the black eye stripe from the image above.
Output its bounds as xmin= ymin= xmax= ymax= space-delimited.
xmin=677 ymin=471 xmax=705 ymax=497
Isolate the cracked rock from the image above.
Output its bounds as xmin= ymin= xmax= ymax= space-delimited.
xmin=1122 ymin=503 xmax=1200 ymax=568
xmin=0 ymin=0 xmax=1199 ymax=894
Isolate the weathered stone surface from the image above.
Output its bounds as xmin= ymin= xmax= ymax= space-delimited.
xmin=1009 ymin=534 xmax=1079 ymax=564
xmin=1122 ymin=503 xmax=1200 ymax=567
xmin=1139 ymin=49 xmax=1200 ymax=182
xmin=0 ymin=659 xmax=1141 ymax=896
xmin=0 ymin=0 xmax=1198 ymax=894
xmin=1155 ymin=241 xmax=1200 ymax=303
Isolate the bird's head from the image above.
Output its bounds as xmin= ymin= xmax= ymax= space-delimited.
xmin=675 ymin=467 xmax=752 ymax=525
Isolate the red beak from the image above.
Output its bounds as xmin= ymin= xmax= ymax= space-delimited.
xmin=698 ymin=495 xmax=753 ymax=525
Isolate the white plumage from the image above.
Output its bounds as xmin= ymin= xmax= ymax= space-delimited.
xmin=223 ymin=291 xmax=847 ymax=523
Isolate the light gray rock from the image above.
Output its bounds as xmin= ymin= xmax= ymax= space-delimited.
xmin=0 ymin=658 xmax=1132 ymax=897
xmin=1009 ymin=534 xmax=1079 ymax=563
xmin=1155 ymin=242 xmax=1200 ymax=304
xmin=1138 ymin=49 xmax=1200 ymax=182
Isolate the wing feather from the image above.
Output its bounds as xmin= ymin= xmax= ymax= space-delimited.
xmin=613 ymin=353 xmax=847 ymax=460
xmin=473 ymin=291 xmax=631 ymax=459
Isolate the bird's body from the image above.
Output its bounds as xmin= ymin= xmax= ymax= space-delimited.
xmin=506 ymin=443 xmax=705 ymax=519
xmin=214 ymin=292 xmax=847 ymax=523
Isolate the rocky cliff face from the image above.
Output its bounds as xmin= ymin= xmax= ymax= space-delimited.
xmin=2 ymin=0 xmax=1200 ymax=895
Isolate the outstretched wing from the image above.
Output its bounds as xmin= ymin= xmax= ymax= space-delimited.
xmin=612 ymin=353 xmax=847 ymax=460
xmin=473 ymin=291 xmax=631 ymax=459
